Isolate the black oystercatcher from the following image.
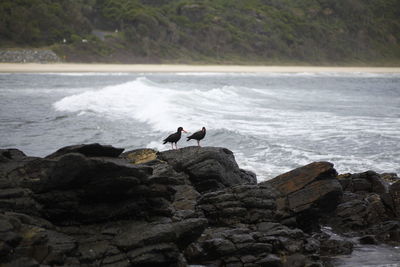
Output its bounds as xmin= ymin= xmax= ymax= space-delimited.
xmin=187 ymin=127 xmax=206 ymax=147
xmin=163 ymin=127 xmax=187 ymax=149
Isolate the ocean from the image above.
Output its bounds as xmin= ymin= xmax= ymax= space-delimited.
xmin=1 ymin=72 xmax=399 ymax=181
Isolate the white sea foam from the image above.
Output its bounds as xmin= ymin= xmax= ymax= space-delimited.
xmin=53 ymin=77 xmax=261 ymax=132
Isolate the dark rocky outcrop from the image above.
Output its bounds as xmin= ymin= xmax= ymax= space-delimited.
xmin=322 ymin=171 xmax=400 ymax=246
xmin=261 ymin=162 xmax=343 ymax=233
xmin=0 ymin=144 xmax=399 ymax=266
xmin=158 ymin=146 xmax=257 ymax=193
xmin=46 ymin=143 xmax=125 ymax=159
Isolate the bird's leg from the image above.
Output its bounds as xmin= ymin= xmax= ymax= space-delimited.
xmin=175 ymin=143 xmax=178 ymax=149
xmin=171 ymin=143 xmax=174 ymax=150
xmin=197 ymin=140 xmax=200 ymax=147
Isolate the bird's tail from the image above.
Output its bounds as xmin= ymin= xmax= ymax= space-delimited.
xmin=187 ymin=137 xmax=191 ymax=141
xmin=163 ymin=140 xmax=167 ymax=144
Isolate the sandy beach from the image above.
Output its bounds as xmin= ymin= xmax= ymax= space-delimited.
xmin=0 ymin=63 xmax=399 ymax=73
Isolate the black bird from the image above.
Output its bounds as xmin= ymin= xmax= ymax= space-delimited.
xmin=187 ymin=127 xmax=206 ymax=147
xmin=163 ymin=127 xmax=187 ymax=149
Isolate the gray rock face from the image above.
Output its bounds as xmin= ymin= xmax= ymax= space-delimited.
xmin=259 ymin=162 xmax=343 ymax=233
xmin=389 ymin=180 xmax=400 ymax=217
xmin=46 ymin=143 xmax=125 ymax=159
xmin=0 ymin=49 xmax=61 ymax=63
xmin=158 ymin=146 xmax=257 ymax=193
xmin=263 ymin=162 xmax=342 ymax=213
xmin=323 ymin=171 xmax=400 ymax=245
xmin=197 ymin=184 xmax=281 ymax=226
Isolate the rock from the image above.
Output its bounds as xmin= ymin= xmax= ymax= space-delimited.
xmin=265 ymin=162 xmax=337 ymax=195
xmin=1 ymin=144 xmax=399 ymax=266
xmin=389 ymin=180 xmax=400 ymax=217
xmin=358 ymin=235 xmax=378 ymax=245
xmin=319 ymin=239 xmax=353 ymax=256
xmin=0 ymin=149 xmax=27 ymax=161
xmin=0 ymin=49 xmax=60 ymax=63
xmin=287 ymin=179 xmax=343 ymax=213
xmin=328 ymin=192 xmax=392 ymax=231
xmin=262 ymin=162 xmax=342 ymax=231
xmin=114 ymin=218 xmax=207 ymax=250
xmin=197 ymin=184 xmax=280 ymax=226
xmin=369 ymin=220 xmax=400 ymax=244
xmin=338 ymin=171 xmax=389 ymax=194
xmin=381 ymin=173 xmax=399 ymax=184
xmin=158 ymin=147 xmax=256 ymax=193
xmin=121 ymin=148 xmax=158 ymax=164
xmin=257 ymin=254 xmax=283 ymax=267
xmin=46 ymin=143 xmax=124 ymax=159
xmin=114 ymin=218 xmax=207 ymax=267
xmin=284 ymin=253 xmax=306 ymax=267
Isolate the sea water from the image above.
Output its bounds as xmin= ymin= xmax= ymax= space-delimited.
xmin=0 ymin=72 xmax=399 ymax=181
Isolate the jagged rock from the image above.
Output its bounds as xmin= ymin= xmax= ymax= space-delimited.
xmin=197 ymin=184 xmax=280 ymax=226
xmin=369 ymin=220 xmax=400 ymax=244
xmin=114 ymin=218 xmax=207 ymax=266
xmin=1 ymin=144 xmax=399 ymax=266
xmin=358 ymin=235 xmax=378 ymax=245
xmin=46 ymin=143 xmax=124 ymax=159
xmin=114 ymin=218 xmax=207 ymax=250
xmin=319 ymin=239 xmax=353 ymax=256
xmin=263 ymin=162 xmax=342 ymax=214
xmin=257 ymin=254 xmax=283 ymax=267
xmin=261 ymin=162 xmax=342 ymax=232
xmin=381 ymin=173 xmax=399 ymax=184
xmin=330 ymin=198 xmax=369 ymax=230
xmin=338 ymin=171 xmax=389 ymax=194
xmin=0 ymin=149 xmax=27 ymax=162
xmin=321 ymin=170 xmax=400 ymax=248
xmin=389 ymin=180 xmax=400 ymax=217
xmin=265 ymin=162 xmax=337 ymax=195
xmin=158 ymin=147 xmax=257 ymax=193
xmin=287 ymin=179 xmax=343 ymax=213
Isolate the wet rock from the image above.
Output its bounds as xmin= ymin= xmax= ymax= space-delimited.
xmin=381 ymin=173 xmax=399 ymax=184
xmin=358 ymin=235 xmax=378 ymax=245
xmin=257 ymin=254 xmax=283 ymax=267
xmin=284 ymin=253 xmax=306 ymax=267
xmin=114 ymin=218 xmax=207 ymax=250
xmin=0 ymin=149 xmax=27 ymax=161
xmin=197 ymin=184 xmax=280 ymax=226
xmin=287 ymin=179 xmax=343 ymax=213
xmin=389 ymin=180 xmax=400 ymax=217
xmin=261 ymin=162 xmax=342 ymax=233
xmin=46 ymin=143 xmax=124 ymax=158
xmin=265 ymin=162 xmax=337 ymax=195
xmin=319 ymin=239 xmax=353 ymax=256
xmin=263 ymin=162 xmax=342 ymax=214
xmin=338 ymin=171 xmax=389 ymax=195
xmin=368 ymin=220 xmax=400 ymax=244
xmin=1 ymin=144 xmax=398 ymax=266
xmin=158 ymin=147 xmax=257 ymax=193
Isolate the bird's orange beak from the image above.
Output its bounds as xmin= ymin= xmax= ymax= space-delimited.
xmin=183 ymin=129 xmax=188 ymax=133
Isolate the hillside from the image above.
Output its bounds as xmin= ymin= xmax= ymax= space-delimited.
xmin=1 ymin=0 xmax=400 ymax=65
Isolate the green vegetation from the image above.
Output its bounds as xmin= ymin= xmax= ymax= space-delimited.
xmin=1 ymin=0 xmax=399 ymax=64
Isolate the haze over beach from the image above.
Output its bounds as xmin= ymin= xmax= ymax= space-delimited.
xmin=1 ymin=63 xmax=400 ymax=73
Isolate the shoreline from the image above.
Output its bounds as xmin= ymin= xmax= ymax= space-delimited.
xmin=1 ymin=63 xmax=400 ymax=73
